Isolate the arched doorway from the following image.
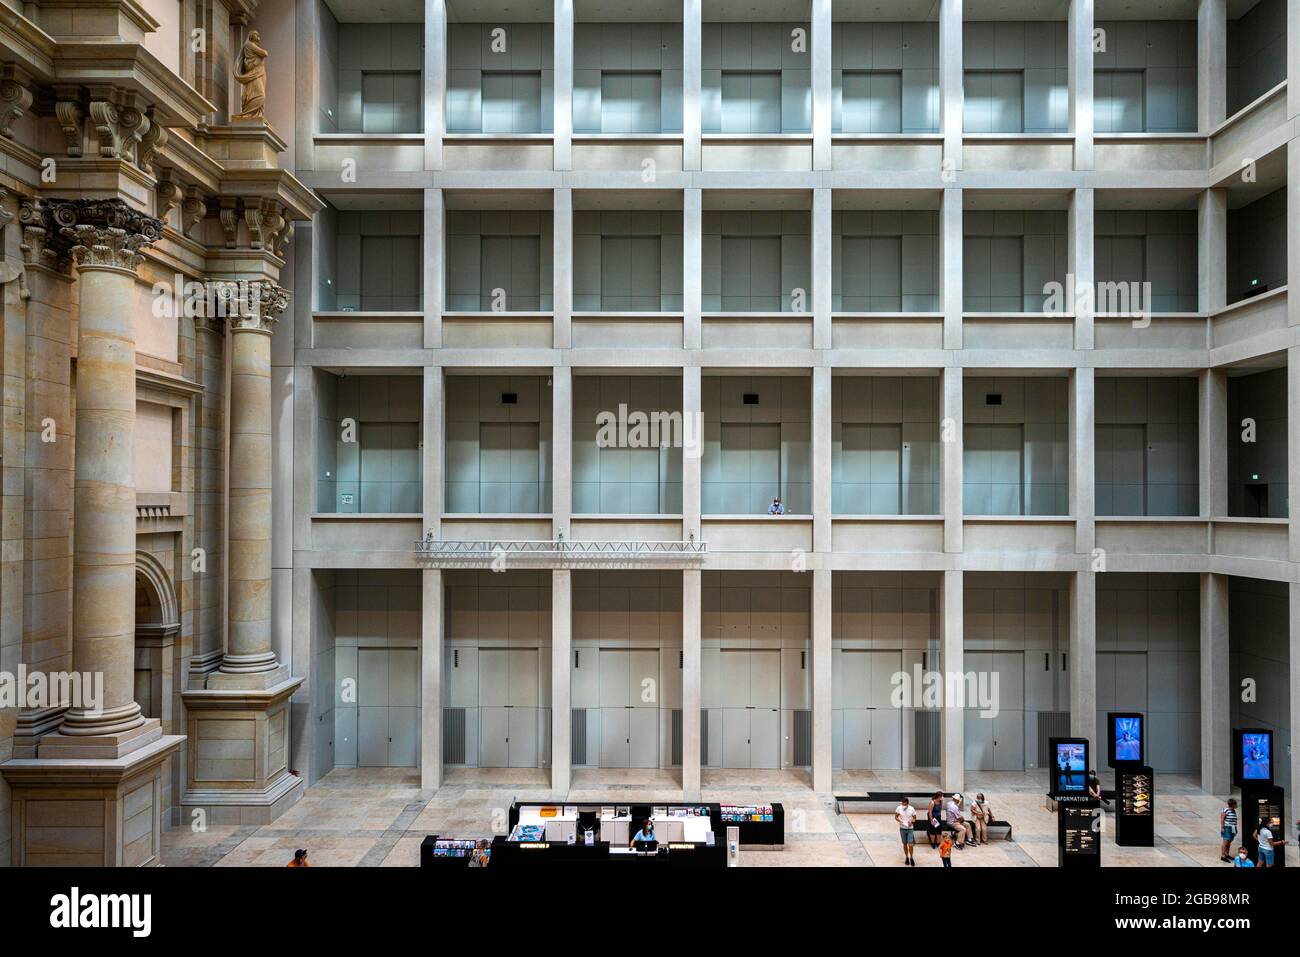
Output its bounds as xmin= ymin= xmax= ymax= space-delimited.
xmin=135 ymin=551 xmax=180 ymax=721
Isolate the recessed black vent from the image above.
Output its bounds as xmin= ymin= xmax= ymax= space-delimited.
xmin=501 ymin=392 xmax=518 ymax=404
xmin=743 ymin=393 xmax=759 ymax=405
xmin=985 ymin=393 xmax=1002 ymax=406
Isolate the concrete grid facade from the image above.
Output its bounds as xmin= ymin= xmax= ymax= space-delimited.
xmin=275 ymin=0 xmax=1300 ymax=819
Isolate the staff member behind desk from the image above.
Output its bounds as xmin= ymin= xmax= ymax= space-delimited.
xmin=630 ymin=820 xmax=656 ymax=849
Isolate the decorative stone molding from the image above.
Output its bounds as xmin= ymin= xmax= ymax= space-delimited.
xmin=0 ymin=64 xmax=33 ymax=139
xmin=88 ymin=87 xmax=150 ymax=167
xmin=137 ymin=105 xmax=167 ymax=173
xmin=19 ymin=198 xmax=163 ymax=273
xmin=155 ymin=167 xmax=184 ymax=221
xmin=206 ymin=278 xmax=289 ymax=333
xmin=0 ymin=188 xmax=30 ymax=299
xmin=218 ymin=197 xmax=239 ymax=247
xmin=243 ymin=201 xmax=267 ymax=249
xmin=181 ymin=184 xmax=205 ymax=237
xmin=53 ymin=87 xmax=84 ymax=156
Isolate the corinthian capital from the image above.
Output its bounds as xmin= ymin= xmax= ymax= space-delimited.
xmin=205 ymin=278 xmax=290 ymax=333
xmin=20 ymin=198 xmax=163 ymax=273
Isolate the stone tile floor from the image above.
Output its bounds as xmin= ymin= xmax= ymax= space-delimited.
xmin=161 ymin=767 xmax=1294 ymax=867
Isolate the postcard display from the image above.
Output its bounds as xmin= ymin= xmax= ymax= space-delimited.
xmin=1235 ymin=727 xmax=1285 ymax=868
xmin=419 ymin=835 xmax=479 ymax=869
xmin=1107 ymin=713 xmax=1154 ymax=847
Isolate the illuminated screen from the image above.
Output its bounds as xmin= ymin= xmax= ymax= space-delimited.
xmin=1114 ymin=716 xmax=1142 ymax=764
xmin=1242 ymin=732 xmax=1271 ymax=782
xmin=1055 ymin=742 xmax=1087 ymax=793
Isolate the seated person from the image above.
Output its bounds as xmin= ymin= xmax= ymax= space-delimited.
xmin=630 ymin=820 xmax=656 ymax=848
xmin=768 ymin=496 xmax=785 ymax=515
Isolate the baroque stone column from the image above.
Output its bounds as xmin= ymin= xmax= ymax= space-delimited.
xmin=181 ymin=279 xmax=302 ymax=825
xmin=208 ymin=279 xmax=290 ymax=689
xmin=39 ymin=199 xmax=164 ymax=755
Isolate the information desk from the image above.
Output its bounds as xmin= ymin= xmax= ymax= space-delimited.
xmin=488 ymin=836 xmax=725 ymax=868
xmin=506 ymin=800 xmax=785 ymax=851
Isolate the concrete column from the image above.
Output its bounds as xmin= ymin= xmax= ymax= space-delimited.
xmin=421 ymin=366 xmax=444 ymax=790
xmin=1197 ymin=0 xmax=1227 ymax=133
xmin=1290 ymin=0 xmax=1300 ymax=120
xmin=811 ymin=566 xmax=832 ymax=792
xmin=1290 ymin=583 xmax=1300 ymax=841
xmin=552 ymin=365 xmax=572 ymax=536
xmin=1069 ymin=570 xmax=1097 ymax=747
xmin=683 ymin=0 xmax=702 ymax=171
xmin=940 ymin=569 xmax=963 ymax=793
xmin=681 ymin=568 xmax=702 ymax=797
xmin=941 ymin=366 xmax=963 ymax=553
xmin=423 ymin=188 xmax=444 ymax=349
xmin=1071 ymin=368 xmax=1096 ymax=556
xmin=50 ymin=201 xmax=163 ymax=749
xmin=683 ymin=366 xmax=702 ymax=540
xmin=812 ymin=187 xmax=832 ymax=351
xmin=551 ymin=568 xmax=572 ymax=795
xmin=425 ymin=0 xmax=446 ymax=169
xmin=684 ymin=188 xmax=702 ymax=350
xmin=553 ymin=0 xmax=574 ymax=170
xmin=1198 ymin=188 xmax=1227 ymax=314
xmin=208 ymin=282 xmax=293 ymax=689
xmin=1069 ymin=187 xmax=1095 ymax=350
xmin=811 ymin=0 xmax=832 ymax=171
xmin=1199 ymin=368 xmax=1228 ymax=518
xmin=1068 ymin=0 xmax=1094 ymax=171
xmin=1291 ymin=348 xmax=1300 ymax=561
xmin=553 ymin=187 xmax=572 ymax=350
xmin=940 ymin=188 xmax=962 ymax=350
xmin=1200 ymin=573 xmax=1231 ymax=796
xmin=939 ymin=0 xmax=963 ymax=172
xmin=812 ymin=366 xmax=832 ymax=553
xmin=421 ymin=567 xmax=443 ymax=790
xmin=1291 ymin=142 xmax=1300 ymax=328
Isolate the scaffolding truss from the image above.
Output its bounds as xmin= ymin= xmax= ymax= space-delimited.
xmin=414 ymin=536 xmax=706 ymax=568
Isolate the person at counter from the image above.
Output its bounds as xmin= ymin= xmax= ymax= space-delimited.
xmin=630 ymin=820 xmax=657 ymax=848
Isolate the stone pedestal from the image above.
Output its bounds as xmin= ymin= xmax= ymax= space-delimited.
xmin=179 ymin=678 xmax=304 ymax=825
xmin=3 ymin=735 xmax=183 ymax=866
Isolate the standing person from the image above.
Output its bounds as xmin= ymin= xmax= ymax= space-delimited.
xmin=287 ymin=848 xmax=309 ymax=867
xmin=1254 ymin=821 xmax=1279 ymax=867
xmin=1219 ymin=798 xmax=1238 ymax=863
xmin=969 ymin=793 xmax=990 ymax=845
xmin=895 ymin=797 xmax=918 ymax=866
xmin=938 ymin=831 xmax=954 ymax=867
xmin=945 ymin=792 xmax=975 ymax=848
xmin=926 ymin=791 xmax=945 ymax=850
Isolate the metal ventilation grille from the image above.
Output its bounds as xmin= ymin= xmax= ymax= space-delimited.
xmin=443 ymin=708 xmax=466 ymax=764
xmin=1037 ymin=711 xmax=1070 ymax=767
xmin=671 ymin=709 xmax=683 ymax=766
xmin=793 ymin=709 xmax=812 ymax=767
xmin=571 ymin=708 xmax=587 ymax=765
xmin=914 ymin=710 xmax=941 ymax=767
xmin=700 ymin=709 xmax=709 ymax=765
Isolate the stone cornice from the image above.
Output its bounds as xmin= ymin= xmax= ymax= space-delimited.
xmin=219 ymin=167 xmax=325 ymax=223
xmin=0 ymin=9 xmax=56 ymax=78
xmin=52 ymin=43 xmax=215 ymax=128
xmin=34 ymin=1 xmax=160 ymax=38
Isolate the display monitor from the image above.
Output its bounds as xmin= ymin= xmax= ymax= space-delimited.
xmin=1050 ymin=738 xmax=1089 ymax=795
xmin=1238 ymin=729 xmax=1273 ymax=784
xmin=1108 ymin=712 xmax=1144 ymax=767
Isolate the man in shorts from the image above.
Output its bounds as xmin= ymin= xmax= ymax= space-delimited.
xmin=895 ymin=796 xmax=917 ymax=866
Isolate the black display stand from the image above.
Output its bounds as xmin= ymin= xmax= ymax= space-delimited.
xmin=1114 ymin=766 xmax=1154 ymax=847
xmin=419 ymin=835 xmax=477 ymax=869
xmin=712 ymin=803 xmax=785 ymax=848
xmin=1241 ymin=784 xmax=1286 ymax=868
xmin=1057 ymin=797 xmax=1101 ymax=868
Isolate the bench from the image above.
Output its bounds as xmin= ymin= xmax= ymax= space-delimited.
xmin=834 ymin=792 xmax=1013 ymax=841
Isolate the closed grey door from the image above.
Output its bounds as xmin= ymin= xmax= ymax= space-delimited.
xmin=508 ymin=707 xmax=538 ymax=768
xmin=843 ymin=708 xmax=871 ymax=768
xmin=358 ymin=649 xmax=389 ymax=767
xmin=722 ymin=708 xmax=751 ymax=768
xmin=991 ymin=651 xmax=1025 ymax=771
xmin=749 ymin=707 xmax=781 ymax=769
xmin=479 ymin=706 xmax=510 ymax=768
xmin=358 ymin=707 xmax=389 ymax=767
xmin=601 ymin=707 xmax=630 ymax=767
xmin=868 ymin=650 xmax=902 ymax=769
xmin=629 ymin=707 xmax=659 ymax=769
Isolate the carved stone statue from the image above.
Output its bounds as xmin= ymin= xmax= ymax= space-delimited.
xmin=232 ymin=30 xmax=268 ymax=122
